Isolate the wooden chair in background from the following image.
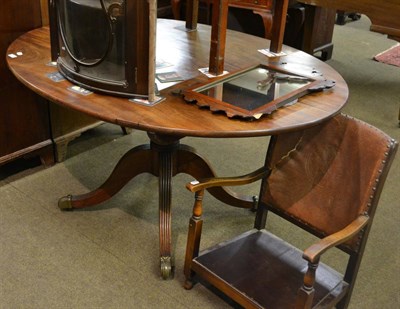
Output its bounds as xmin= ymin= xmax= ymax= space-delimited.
xmin=183 ymin=113 xmax=398 ymax=308
xmin=182 ymin=0 xmax=289 ymax=76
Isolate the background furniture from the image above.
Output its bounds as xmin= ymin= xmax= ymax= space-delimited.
xmin=7 ymin=19 xmax=348 ymax=279
xmin=0 ymin=0 xmax=54 ymax=166
xmin=174 ymin=0 xmax=400 ymax=61
xmin=184 ymin=113 xmax=398 ymax=308
xmin=173 ymin=0 xmax=281 ymax=39
xmin=172 ymin=0 xmax=337 ymax=60
xmin=297 ymin=0 xmax=400 ymax=42
xmin=296 ymin=3 xmax=336 ymax=60
xmin=336 ymin=11 xmax=361 ymax=25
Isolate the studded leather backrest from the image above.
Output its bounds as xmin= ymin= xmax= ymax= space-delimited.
xmin=261 ymin=114 xmax=397 ymax=250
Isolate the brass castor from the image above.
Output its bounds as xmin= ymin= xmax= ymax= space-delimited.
xmin=160 ymin=256 xmax=174 ymax=280
xmin=58 ymin=194 xmax=73 ymax=210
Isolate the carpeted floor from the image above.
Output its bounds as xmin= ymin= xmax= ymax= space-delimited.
xmin=0 ymin=16 xmax=399 ymax=308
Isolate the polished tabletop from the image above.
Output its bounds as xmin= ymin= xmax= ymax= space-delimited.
xmin=7 ymin=19 xmax=348 ymax=139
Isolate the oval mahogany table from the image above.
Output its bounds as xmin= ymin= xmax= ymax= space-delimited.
xmin=7 ymin=19 xmax=348 ymax=279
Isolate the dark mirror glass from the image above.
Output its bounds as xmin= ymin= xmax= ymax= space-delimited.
xmin=58 ymin=0 xmax=125 ymax=81
xmin=58 ymin=0 xmax=111 ymax=65
xmin=198 ymin=67 xmax=312 ymax=111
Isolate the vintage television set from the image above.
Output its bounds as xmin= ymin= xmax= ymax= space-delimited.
xmin=48 ymin=0 xmax=157 ymax=99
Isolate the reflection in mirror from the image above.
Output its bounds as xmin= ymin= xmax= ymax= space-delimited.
xmin=198 ymin=67 xmax=312 ymax=111
xmin=58 ymin=0 xmax=125 ymax=81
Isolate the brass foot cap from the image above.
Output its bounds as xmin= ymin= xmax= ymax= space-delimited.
xmin=58 ymin=195 xmax=73 ymax=210
xmin=160 ymin=256 xmax=174 ymax=280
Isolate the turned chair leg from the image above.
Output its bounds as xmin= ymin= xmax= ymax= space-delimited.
xmin=184 ymin=189 xmax=204 ymax=289
xmin=296 ymin=261 xmax=318 ymax=309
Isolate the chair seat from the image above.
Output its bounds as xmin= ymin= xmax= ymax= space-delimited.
xmin=192 ymin=230 xmax=349 ymax=308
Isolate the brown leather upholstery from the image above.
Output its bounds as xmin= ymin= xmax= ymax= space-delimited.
xmin=263 ymin=114 xmax=395 ymax=250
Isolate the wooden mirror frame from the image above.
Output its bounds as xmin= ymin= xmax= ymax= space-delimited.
xmin=183 ymin=63 xmax=335 ymax=119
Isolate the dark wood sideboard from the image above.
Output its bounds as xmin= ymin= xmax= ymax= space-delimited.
xmin=1 ymin=0 xmax=54 ymax=166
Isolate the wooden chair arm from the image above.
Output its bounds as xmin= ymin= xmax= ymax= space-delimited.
xmin=186 ymin=167 xmax=269 ymax=192
xmin=303 ymin=214 xmax=370 ymax=263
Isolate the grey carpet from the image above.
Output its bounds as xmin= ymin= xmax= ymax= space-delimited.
xmin=1 ymin=16 xmax=399 ymax=308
